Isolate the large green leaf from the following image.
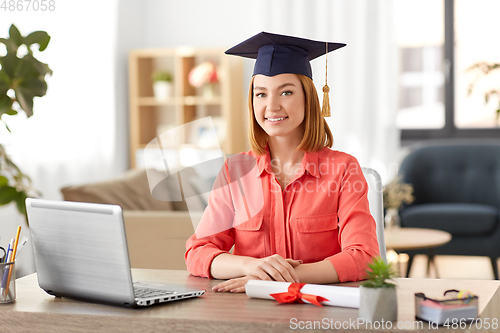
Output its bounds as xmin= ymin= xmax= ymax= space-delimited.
xmin=13 ymin=86 xmax=34 ymax=117
xmin=0 ymin=176 xmax=8 ymax=187
xmin=0 ymin=37 xmax=17 ymax=53
xmin=0 ymin=93 xmax=14 ymax=116
xmin=0 ymin=185 xmax=17 ymax=205
xmin=14 ymin=56 xmax=38 ymax=79
xmin=15 ymin=190 xmax=28 ymax=215
xmin=22 ymin=77 xmax=47 ymax=97
xmin=24 ymin=54 xmax=52 ymax=77
xmin=24 ymin=31 xmax=50 ymax=52
xmin=8 ymin=25 xmax=23 ymax=47
xmin=0 ymin=53 xmax=18 ymax=79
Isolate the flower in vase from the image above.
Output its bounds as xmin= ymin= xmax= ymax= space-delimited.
xmin=188 ymin=61 xmax=218 ymax=88
xmin=383 ymin=175 xmax=414 ymax=210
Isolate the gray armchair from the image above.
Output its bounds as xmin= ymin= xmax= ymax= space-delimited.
xmin=399 ymin=144 xmax=500 ymax=279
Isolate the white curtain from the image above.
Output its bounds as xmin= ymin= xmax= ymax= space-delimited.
xmin=255 ymin=0 xmax=400 ymax=183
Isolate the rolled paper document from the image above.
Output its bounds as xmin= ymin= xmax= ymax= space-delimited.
xmin=246 ymin=280 xmax=360 ymax=308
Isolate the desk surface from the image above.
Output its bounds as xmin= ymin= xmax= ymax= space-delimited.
xmin=385 ymin=228 xmax=452 ymax=251
xmin=1 ymin=270 xmax=499 ymax=332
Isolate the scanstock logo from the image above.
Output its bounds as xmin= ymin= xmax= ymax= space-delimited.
xmin=145 ymin=117 xmax=264 ymax=238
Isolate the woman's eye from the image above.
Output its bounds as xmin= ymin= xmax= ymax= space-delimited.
xmin=255 ymin=93 xmax=266 ymax=98
xmin=281 ymin=91 xmax=292 ymax=96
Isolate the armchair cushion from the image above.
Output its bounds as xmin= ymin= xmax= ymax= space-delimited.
xmin=401 ymin=203 xmax=499 ymax=236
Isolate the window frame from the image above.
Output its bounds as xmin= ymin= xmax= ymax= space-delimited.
xmin=400 ymin=0 xmax=500 ymax=143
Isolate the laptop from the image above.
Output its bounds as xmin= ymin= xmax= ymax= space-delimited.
xmin=26 ymin=198 xmax=205 ymax=307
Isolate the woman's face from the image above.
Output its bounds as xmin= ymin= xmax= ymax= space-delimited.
xmin=253 ymin=73 xmax=305 ymax=141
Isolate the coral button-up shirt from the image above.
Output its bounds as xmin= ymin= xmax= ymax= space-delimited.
xmin=185 ymin=147 xmax=379 ymax=282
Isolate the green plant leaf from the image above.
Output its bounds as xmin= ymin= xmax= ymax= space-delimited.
xmin=8 ymin=25 xmax=23 ymax=47
xmin=0 ymin=185 xmax=18 ymax=205
xmin=15 ymin=190 xmax=28 ymax=215
xmin=0 ymin=37 xmax=17 ymax=53
xmin=24 ymin=31 xmax=50 ymax=51
xmin=0 ymin=176 xmax=8 ymax=187
xmin=0 ymin=94 xmax=14 ymax=116
xmin=0 ymin=53 xmax=18 ymax=79
xmin=361 ymin=256 xmax=398 ymax=288
xmin=20 ymin=76 xmax=47 ymax=97
xmin=13 ymin=86 xmax=34 ymax=117
xmin=24 ymin=54 xmax=53 ymax=76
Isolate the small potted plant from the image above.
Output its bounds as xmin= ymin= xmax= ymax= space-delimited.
xmin=152 ymin=70 xmax=173 ymax=101
xmin=359 ymin=256 xmax=399 ymax=322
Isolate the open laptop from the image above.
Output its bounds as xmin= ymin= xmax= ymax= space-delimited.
xmin=26 ymin=198 xmax=205 ymax=307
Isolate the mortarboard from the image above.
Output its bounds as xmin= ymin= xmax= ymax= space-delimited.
xmin=225 ymin=31 xmax=346 ymax=117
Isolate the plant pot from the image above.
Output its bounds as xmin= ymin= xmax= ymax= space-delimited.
xmin=359 ymin=286 xmax=397 ymax=322
xmin=153 ymin=81 xmax=173 ymax=101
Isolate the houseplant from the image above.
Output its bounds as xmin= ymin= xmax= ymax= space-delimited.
xmin=383 ymin=175 xmax=414 ymax=230
xmin=0 ymin=24 xmax=51 ymax=218
xmin=466 ymin=62 xmax=500 ymax=124
xmin=152 ymin=70 xmax=173 ymax=101
xmin=359 ymin=256 xmax=399 ymax=322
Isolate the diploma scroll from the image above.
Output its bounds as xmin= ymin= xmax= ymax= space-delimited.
xmin=245 ymin=280 xmax=360 ymax=308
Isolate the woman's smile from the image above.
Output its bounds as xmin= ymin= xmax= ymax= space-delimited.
xmin=265 ymin=116 xmax=289 ymax=124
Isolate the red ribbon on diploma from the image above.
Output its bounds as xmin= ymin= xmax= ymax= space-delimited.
xmin=270 ymin=283 xmax=329 ymax=306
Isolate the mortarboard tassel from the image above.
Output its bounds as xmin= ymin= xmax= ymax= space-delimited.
xmin=322 ymin=85 xmax=330 ymax=117
xmin=321 ymin=42 xmax=331 ymax=117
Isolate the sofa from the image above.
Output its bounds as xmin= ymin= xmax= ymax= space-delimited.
xmin=61 ymin=169 xmax=204 ymax=270
xmin=399 ymin=144 xmax=500 ymax=279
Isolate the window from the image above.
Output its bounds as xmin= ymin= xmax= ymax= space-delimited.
xmin=395 ymin=0 xmax=500 ymax=141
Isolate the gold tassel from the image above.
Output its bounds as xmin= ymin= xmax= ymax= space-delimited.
xmin=322 ymin=84 xmax=331 ymax=117
xmin=321 ymin=41 xmax=331 ymax=117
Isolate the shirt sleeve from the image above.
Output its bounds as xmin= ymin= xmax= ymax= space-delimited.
xmin=185 ymin=163 xmax=236 ymax=278
xmin=325 ymin=157 xmax=380 ymax=282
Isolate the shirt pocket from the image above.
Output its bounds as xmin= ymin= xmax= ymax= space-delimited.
xmin=233 ymin=214 xmax=268 ymax=258
xmin=294 ymin=213 xmax=340 ymax=262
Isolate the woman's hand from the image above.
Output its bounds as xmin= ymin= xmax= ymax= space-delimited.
xmin=212 ymin=275 xmax=260 ymax=293
xmin=244 ymin=254 xmax=302 ymax=283
xmin=212 ymin=255 xmax=303 ymax=293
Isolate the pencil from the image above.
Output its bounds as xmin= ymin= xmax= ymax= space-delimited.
xmin=3 ymin=226 xmax=21 ymax=298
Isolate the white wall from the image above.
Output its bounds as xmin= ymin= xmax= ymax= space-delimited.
xmin=115 ymin=0 xmax=400 ymax=180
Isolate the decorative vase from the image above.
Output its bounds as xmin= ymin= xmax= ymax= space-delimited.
xmin=385 ymin=208 xmax=401 ymax=231
xmin=359 ymin=286 xmax=398 ymax=322
xmin=202 ymin=83 xmax=216 ymax=99
xmin=153 ymin=81 xmax=173 ymax=101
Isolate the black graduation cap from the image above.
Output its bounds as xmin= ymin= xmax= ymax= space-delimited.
xmin=225 ymin=31 xmax=346 ymax=80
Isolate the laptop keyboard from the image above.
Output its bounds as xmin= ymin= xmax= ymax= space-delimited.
xmin=134 ymin=287 xmax=174 ymax=299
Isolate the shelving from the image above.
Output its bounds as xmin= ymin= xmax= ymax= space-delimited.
xmin=128 ymin=47 xmax=246 ymax=168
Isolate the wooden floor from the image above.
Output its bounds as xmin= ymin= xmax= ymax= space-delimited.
xmin=391 ymin=252 xmax=500 ymax=280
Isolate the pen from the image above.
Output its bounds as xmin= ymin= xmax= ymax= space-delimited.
xmin=3 ymin=227 xmax=21 ymax=298
xmin=0 ymin=240 xmax=13 ymax=297
xmin=15 ymin=236 xmax=29 ymax=259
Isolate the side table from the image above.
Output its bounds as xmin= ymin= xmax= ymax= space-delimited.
xmin=385 ymin=227 xmax=452 ymax=278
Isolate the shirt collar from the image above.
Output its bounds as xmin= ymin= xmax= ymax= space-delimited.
xmin=256 ymin=146 xmax=273 ymax=177
xmin=256 ymin=146 xmax=321 ymax=178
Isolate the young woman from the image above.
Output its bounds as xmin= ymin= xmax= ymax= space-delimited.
xmin=185 ymin=32 xmax=380 ymax=293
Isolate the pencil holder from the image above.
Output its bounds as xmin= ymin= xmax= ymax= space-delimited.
xmin=0 ymin=261 xmax=16 ymax=303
